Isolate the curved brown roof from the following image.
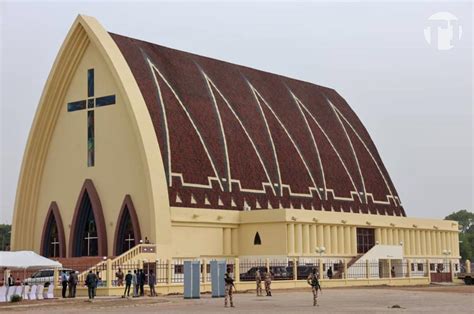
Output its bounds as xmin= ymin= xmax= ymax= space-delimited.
xmin=111 ymin=32 xmax=405 ymax=216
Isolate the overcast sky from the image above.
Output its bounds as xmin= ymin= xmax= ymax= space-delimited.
xmin=0 ymin=1 xmax=472 ymax=223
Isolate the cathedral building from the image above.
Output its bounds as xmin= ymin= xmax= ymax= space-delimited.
xmin=11 ymin=16 xmax=459 ymax=275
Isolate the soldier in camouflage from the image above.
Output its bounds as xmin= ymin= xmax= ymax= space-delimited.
xmin=307 ymin=268 xmax=322 ymax=306
xmin=255 ymin=269 xmax=263 ymax=296
xmin=224 ymin=270 xmax=235 ymax=308
xmin=264 ymin=267 xmax=272 ymax=296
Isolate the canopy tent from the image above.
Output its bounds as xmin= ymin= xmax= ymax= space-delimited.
xmin=0 ymin=251 xmax=62 ymax=270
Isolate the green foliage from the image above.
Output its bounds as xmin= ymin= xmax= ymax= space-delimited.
xmin=0 ymin=224 xmax=11 ymax=251
xmin=10 ymin=294 xmax=22 ymax=302
xmin=445 ymin=210 xmax=474 ymax=261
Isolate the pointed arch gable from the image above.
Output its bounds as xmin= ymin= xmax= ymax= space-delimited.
xmin=113 ymin=194 xmax=142 ymax=256
xmin=68 ymin=179 xmax=107 ymax=257
xmin=40 ymin=201 xmax=66 ymax=257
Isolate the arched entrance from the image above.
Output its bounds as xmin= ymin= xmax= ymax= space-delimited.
xmin=40 ymin=202 xmax=66 ymax=257
xmin=69 ymin=179 xmax=108 ymax=257
xmin=113 ymin=195 xmax=142 ymax=255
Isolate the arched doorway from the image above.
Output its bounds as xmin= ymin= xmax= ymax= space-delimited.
xmin=40 ymin=202 xmax=66 ymax=257
xmin=113 ymin=195 xmax=142 ymax=255
xmin=69 ymin=179 xmax=107 ymax=257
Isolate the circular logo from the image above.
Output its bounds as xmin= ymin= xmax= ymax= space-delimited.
xmin=424 ymin=12 xmax=462 ymax=51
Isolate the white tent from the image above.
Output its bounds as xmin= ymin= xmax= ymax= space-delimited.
xmin=0 ymin=251 xmax=62 ymax=270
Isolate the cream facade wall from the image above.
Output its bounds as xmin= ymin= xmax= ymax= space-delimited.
xmin=33 ymin=43 xmax=153 ymax=256
xmin=168 ymin=207 xmax=460 ymax=261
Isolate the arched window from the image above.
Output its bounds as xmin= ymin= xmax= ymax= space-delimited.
xmin=114 ymin=195 xmax=142 ymax=255
xmin=41 ymin=202 xmax=66 ymax=258
xmin=69 ymin=179 xmax=107 ymax=257
xmin=254 ymin=232 xmax=262 ymax=245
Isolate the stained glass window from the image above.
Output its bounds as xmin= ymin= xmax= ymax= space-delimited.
xmin=88 ymin=68 xmax=94 ymax=97
xmin=87 ymin=111 xmax=94 ymax=167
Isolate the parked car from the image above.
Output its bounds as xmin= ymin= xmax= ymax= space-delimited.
xmin=239 ymin=266 xmax=292 ymax=281
xmin=24 ymin=268 xmax=74 ymax=287
xmin=286 ymin=265 xmax=316 ymax=280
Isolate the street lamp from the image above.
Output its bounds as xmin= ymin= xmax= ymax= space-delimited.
xmin=315 ymin=246 xmax=326 ymax=257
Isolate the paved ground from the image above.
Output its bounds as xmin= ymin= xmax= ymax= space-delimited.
xmin=1 ymin=284 xmax=473 ymax=313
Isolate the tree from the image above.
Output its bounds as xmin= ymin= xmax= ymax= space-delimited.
xmin=0 ymin=224 xmax=11 ymax=251
xmin=445 ymin=210 xmax=474 ymax=261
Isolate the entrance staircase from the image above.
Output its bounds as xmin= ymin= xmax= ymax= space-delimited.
xmin=71 ymin=244 xmax=156 ymax=283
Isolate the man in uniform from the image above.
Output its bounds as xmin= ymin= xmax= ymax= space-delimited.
xmin=264 ymin=267 xmax=272 ymax=296
xmin=255 ymin=269 xmax=263 ymax=296
xmin=224 ymin=269 xmax=235 ymax=308
xmin=307 ymin=268 xmax=322 ymax=306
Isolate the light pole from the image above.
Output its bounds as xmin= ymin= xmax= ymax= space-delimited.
xmin=442 ymin=249 xmax=451 ymax=270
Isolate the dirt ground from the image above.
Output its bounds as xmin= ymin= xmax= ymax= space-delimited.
xmin=1 ymin=284 xmax=473 ymax=313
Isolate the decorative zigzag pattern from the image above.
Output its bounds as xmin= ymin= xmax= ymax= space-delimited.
xmin=110 ymin=32 xmax=405 ymax=216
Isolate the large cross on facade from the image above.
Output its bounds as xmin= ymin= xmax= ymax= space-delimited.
xmin=84 ymin=232 xmax=98 ymax=256
xmin=125 ymin=233 xmax=134 ymax=251
xmin=51 ymin=237 xmax=59 ymax=257
xmin=67 ymin=68 xmax=116 ymax=167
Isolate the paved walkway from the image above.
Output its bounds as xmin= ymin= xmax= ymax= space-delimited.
xmin=1 ymin=285 xmax=473 ymax=313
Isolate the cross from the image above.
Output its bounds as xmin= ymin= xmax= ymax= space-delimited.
xmin=51 ymin=237 xmax=60 ymax=257
xmin=67 ymin=68 xmax=116 ymax=167
xmin=84 ymin=232 xmax=98 ymax=256
xmin=125 ymin=233 xmax=135 ymax=251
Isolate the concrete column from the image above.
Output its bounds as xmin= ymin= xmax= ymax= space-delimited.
xmin=344 ymin=226 xmax=351 ymax=256
xmin=350 ymin=226 xmax=357 ymax=255
xmin=231 ymin=228 xmax=239 ymax=255
xmin=407 ymin=259 xmax=412 ymax=277
xmin=454 ymin=232 xmax=460 ymax=257
xmin=318 ymin=258 xmax=323 ymax=280
xmin=316 ymin=225 xmax=324 ymax=248
xmin=450 ymin=260 xmax=455 ymax=281
xmin=431 ymin=231 xmax=437 ymax=255
xmin=324 ymin=225 xmax=331 ymax=254
xmin=410 ymin=230 xmax=416 ymax=256
xmin=393 ymin=228 xmax=399 ymax=246
xmin=388 ymin=228 xmax=394 ymax=245
xmin=375 ymin=228 xmax=382 ymax=244
xmin=426 ymin=231 xmax=432 ymax=256
xmin=106 ymin=258 xmax=112 ymax=288
xmin=441 ymin=232 xmax=447 ymax=252
xmin=381 ymin=228 xmax=388 ymax=244
xmin=203 ymin=258 xmax=208 ymax=283
xmin=404 ymin=229 xmax=411 ymax=256
xmin=420 ymin=230 xmax=426 ymax=256
xmin=426 ymin=259 xmax=430 ymax=280
xmin=223 ymin=228 xmax=232 ymax=256
xmin=415 ymin=229 xmax=421 ymax=256
xmin=398 ymin=229 xmax=404 ymax=246
xmin=287 ymin=224 xmax=295 ymax=255
xmin=293 ymin=258 xmax=298 ymax=280
xmin=295 ymin=223 xmax=303 ymax=255
xmin=338 ymin=226 xmax=345 ymax=255
xmin=343 ymin=259 xmax=347 ymax=279
xmin=366 ymin=260 xmax=370 ymax=279
xmin=331 ymin=226 xmax=338 ymax=254
xmin=388 ymin=259 xmax=392 ymax=279
xmin=303 ymin=224 xmax=310 ymax=254
xmin=310 ymin=224 xmax=317 ymax=253
xmin=167 ymin=259 xmax=172 ymax=285
xmin=466 ymin=260 xmax=471 ymax=273
xmin=265 ymin=258 xmax=270 ymax=273
xmin=436 ymin=231 xmax=441 ymax=256
xmin=234 ymin=258 xmax=240 ymax=283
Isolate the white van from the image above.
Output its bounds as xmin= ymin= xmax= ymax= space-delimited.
xmin=24 ymin=268 xmax=74 ymax=287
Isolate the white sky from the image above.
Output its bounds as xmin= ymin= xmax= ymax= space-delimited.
xmin=0 ymin=1 xmax=472 ymax=223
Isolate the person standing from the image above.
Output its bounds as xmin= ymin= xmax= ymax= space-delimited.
xmin=116 ymin=268 xmax=124 ymax=287
xmin=307 ymin=268 xmax=322 ymax=306
xmin=71 ymin=271 xmax=78 ymax=298
xmin=132 ymin=270 xmax=138 ymax=297
xmin=67 ymin=271 xmax=74 ymax=297
xmin=85 ymin=270 xmax=98 ymax=301
xmin=327 ymin=266 xmax=333 ymax=279
xmin=139 ymin=269 xmax=146 ymax=296
xmin=148 ymin=269 xmax=156 ymax=297
xmin=123 ymin=270 xmax=132 ymax=298
xmin=224 ymin=269 xmax=235 ymax=308
xmin=60 ymin=270 xmax=68 ymax=298
xmin=255 ymin=269 xmax=263 ymax=296
xmin=7 ymin=274 xmax=14 ymax=287
xmin=391 ymin=266 xmax=396 ymax=278
xmin=264 ymin=268 xmax=272 ymax=296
